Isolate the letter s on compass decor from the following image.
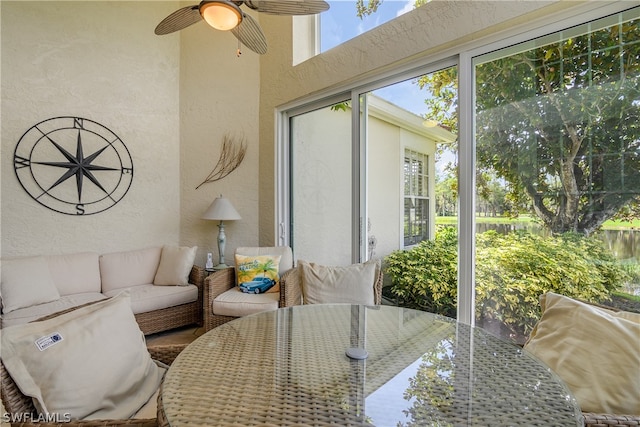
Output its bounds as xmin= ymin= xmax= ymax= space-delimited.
xmin=13 ymin=116 xmax=134 ymax=215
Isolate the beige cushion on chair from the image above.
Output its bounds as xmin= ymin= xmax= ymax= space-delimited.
xmin=211 ymin=247 xmax=292 ymax=318
xmin=299 ymin=259 xmax=379 ymax=305
xmin=0 ymin=292 xmax=165 ymax=421
xmin=524 ymin=292 xmax=640 ymax=415
xmin=212 ymin=287 xmax=279 ymax=317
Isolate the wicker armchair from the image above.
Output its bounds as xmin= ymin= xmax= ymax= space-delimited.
xmin=279 ymin=261 xmax=383 ymax=307
xmin=1 ymin=303 xmax=188 ymax=427
xmin=203 ymin=247 xmax=294 ymax=331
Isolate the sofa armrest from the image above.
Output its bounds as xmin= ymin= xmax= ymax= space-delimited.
xmin=188 ymin=265 xmax=206 ymax=327
xmin=280 ymin=266 xmax=303 ymax=307
xmin=189 ymin=265 xmax=206 ymax=289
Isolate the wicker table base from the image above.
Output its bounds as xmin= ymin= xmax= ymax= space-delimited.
xmin=160 ymin=305 xmax=582 ymax=426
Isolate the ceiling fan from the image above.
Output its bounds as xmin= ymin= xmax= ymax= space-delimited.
xmin=155 ymin=1 xmax=330 ymax=55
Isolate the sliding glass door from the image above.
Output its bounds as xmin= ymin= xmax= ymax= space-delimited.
xmin=290 ymin=102 xmax=353 ymax=265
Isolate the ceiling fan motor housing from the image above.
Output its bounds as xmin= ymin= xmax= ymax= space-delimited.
xmin=199 ymin=1 xmax=243 ymax=31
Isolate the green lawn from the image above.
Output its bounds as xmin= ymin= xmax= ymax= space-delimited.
xmin=435 ymin=215 xmax=639 ymax=230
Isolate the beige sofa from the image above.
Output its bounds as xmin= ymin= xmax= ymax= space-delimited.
xmin=0 ymin=246 xmax=204 ymax=335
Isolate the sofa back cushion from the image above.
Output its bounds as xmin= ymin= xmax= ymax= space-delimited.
xmin=47 ymin=252 xmax=101 ymax=296
xmin=1 ymin=256 xmax=61 ymax=313
xmin=100 ymin=247 xmax=162 ymax=293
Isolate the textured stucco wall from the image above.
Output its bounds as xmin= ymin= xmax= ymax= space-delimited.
xmin=257 ymin=0 xmax=587 ymax=246
xmin=0 ymin=1 xmax=259 ymax=264
xmin=178 ymin=10 xmax=261 ymax=266
xmin=1 ymin=1 xmax=181 ymax=257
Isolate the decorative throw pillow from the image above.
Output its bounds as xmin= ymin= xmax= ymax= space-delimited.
xmin=1 ymin=256 xmax=60 ymax=313
xmin=299 ymin=259 xmax=379 ymax=305
xmin=0 ymin=292 xmax=165 ymax=421
xmin=524 ymin=292 xmax=640 ymax=415
xmin=235 ymin=254 xmax=281 ymax=294
xmin=153 ymin=245 xmax=197 ymax=286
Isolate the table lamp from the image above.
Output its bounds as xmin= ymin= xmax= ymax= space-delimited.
xmin=202 ymin=194 xmax=241 ymax=270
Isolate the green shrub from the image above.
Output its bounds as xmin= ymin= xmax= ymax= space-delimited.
xmin=384 ymin=228 xmax=629 ymax=339
xmin=384 ymin=226 xmax=458 ymax=317
xmin=475 ymin=230 xmax=626 ymax=339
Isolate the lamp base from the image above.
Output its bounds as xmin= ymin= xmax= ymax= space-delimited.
xmin=213 ymin=263 xmax=231 ymax=270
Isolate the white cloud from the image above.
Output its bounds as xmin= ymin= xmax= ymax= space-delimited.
xmin=397 ymin=0 xmax=414 ymax=17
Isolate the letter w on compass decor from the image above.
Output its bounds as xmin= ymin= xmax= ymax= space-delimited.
xmin=13 ymin=116 xmax=134 ymax=215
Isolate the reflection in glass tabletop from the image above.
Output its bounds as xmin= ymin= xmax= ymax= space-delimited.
xmin=161 ymin=304 xmax=582 ymax=426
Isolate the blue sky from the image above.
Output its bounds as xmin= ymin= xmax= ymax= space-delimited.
xmin=320 ymin=1 xmax=414 ymax=53
xmin=320 ymin=1 xmax=430 ymax=117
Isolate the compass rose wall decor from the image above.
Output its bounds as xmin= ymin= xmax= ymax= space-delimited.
xmin=13 ymin=116 xmax=134 ymax=216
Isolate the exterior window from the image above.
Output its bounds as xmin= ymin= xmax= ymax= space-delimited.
xmin=404 ymin=149 xmax=429 ymax=246
xmin=472 ymin=9 xmax=640 ymax=343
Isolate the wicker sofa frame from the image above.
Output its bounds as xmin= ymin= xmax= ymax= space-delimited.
xmin=0 ymin=303 xmax=188 ymax=427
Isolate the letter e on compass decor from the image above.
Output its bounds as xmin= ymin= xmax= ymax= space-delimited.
xmin=13 ymin=116 xmax=134 ymax=215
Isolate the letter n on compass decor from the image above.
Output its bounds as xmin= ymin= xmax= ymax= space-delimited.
xmin=13 ymin=116 xmax=134 ymax=215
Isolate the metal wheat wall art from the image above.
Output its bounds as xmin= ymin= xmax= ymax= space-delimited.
xmin=196 ymin=134 xmax=247 ymax=189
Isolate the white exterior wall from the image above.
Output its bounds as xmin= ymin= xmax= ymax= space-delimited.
xmin=291 ymin=100 xmax=443 ymax=265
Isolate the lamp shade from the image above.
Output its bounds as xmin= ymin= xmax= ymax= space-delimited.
xmin=200 ymin=1 xmax=242 ymax=31
xmin=202 ymin=195 xmax=241 ymax=221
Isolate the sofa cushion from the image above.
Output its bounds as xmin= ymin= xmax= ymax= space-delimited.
xmin=212 ymin=287 xmax=279 ymax=317
xmin=524 ymin=292 xmax=640 ymax=415
xmin=235 ymin=254 xmax=281 ymax=294
xmin=100 ymin=247 xmax=162 ymax=293
xmin=47 ymin=252 xmax=101 ymax=295
xmin=299 ymin=259 xmax=378 ymax=305
xmin=0 ymin=293 xmax=165 ymax=420
xmin=154 ymin=246 xmax=197 ymax=286
xmin=103 ymin=284 xmax=198 ymax=315
xmin=1 ymin=293 xmax=106 ymax=327
xmin=1 ymin=256 xmax=60 ymax=314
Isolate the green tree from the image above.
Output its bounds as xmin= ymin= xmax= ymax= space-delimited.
xmin=417 ymin=17 xmax=640 ymax=234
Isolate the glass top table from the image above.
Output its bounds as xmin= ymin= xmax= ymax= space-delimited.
xmin=160 ymin=304 xmax=582 ymax=426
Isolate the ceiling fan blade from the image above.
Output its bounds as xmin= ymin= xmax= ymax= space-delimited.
xmin=243 ymin=1 xmax=329 ymax=16
xmin=231 ymin=13 xmax=268 ymax=55
xmin=155 ymin=5 xmax=202 ymax=35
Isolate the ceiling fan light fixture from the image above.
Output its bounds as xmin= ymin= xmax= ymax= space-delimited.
xmin=200 ymin=1 xmax=242 ymax=31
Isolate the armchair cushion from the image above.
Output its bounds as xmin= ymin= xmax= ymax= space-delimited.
xmin=212 ymin=287 xmax=279 ymax=317
xmin=524 ymin=292 xmax=640 ymax=415
xmin=299 ymin=259 xmax=379 ymax=305
xmin=235 ymin=254 xmax=281 ymax=294
xmin=0 ymin=292 xmax=165 ymax=421
xmin=1 ymin=256 xmax=60 ymax=314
